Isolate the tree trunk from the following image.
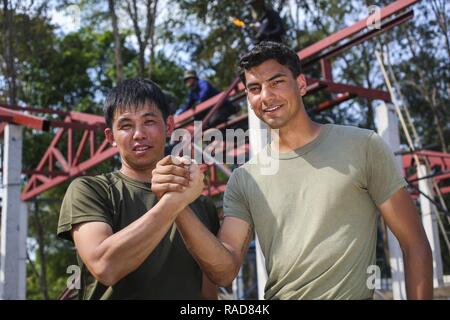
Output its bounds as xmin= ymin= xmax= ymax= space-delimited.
xmin=430 ymin=88 xmax=448 ymax=152
xmin=125 ymin=0 xmax=158 ymax=79
xmin=363 ymin=45 xmax=375 ymax=129
xmin=432 ymin=112 xmax=448 ymax=152
xmin=430 ymin=0 xmax=450 ymax=63
xmin=34 ymin=200 xmax=49 ymax=300
xmin=405 ymin=31 xmax=448 ymax=152
xmin=138 ymin=44 xmax=145 ymax=77
xmin=148 ymin=0 xmax=158 ymax=79
xmin=3 ymin=0 xmax=17 ymax=105
xmin=108 ymin=0 xmax=124 ymax=82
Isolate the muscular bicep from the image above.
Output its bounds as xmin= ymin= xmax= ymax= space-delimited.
xmin=72 ymin=221 xmax=113 ymax=273
xmin=378 ymin=188 xmax=428 ymax=250
xmin=218 ymin=216 xmax=253 ymax=267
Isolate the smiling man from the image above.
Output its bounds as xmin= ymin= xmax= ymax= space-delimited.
xmin=151 ymin=42 xmax=433 ymax=299
xmin=57 ymin=78 xmax=219 ymax=299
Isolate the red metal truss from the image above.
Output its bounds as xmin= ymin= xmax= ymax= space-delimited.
xmin=402 ymin=150 xmax=450 ymax=195
xmin=21 ymin=112 xmax=112 ymax=201
xmin=299 ymin=0 xmax=417 ymax=64
xmin=2 ymin=0 xmax=425 ymax=201
xmin=0 ymin=104 xmax=102 ymax=131
xmin=0 ymin=105 xmax=50 ymax=131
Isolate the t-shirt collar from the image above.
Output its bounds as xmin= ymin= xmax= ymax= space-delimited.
xmin=267 ymin=124 xmax=332 ymax=160
xmin=115 ymin=171 xmax=152 ymax=190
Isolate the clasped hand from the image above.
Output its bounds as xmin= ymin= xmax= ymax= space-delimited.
xmin=151 ymin=155 xmax=204 ymax=208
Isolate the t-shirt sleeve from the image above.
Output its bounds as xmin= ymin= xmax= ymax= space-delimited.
xmin=57 ymin=177 xmax=114 ymax=242
xmin=366 ymin=132 xmax=407 ymax=206
xmin=223 ymin=168 xmax=253 ymax=227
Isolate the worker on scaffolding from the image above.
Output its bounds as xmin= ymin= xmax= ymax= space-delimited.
xmin=151 ymin=42 xmax=433 ymax=300
xmin=247 ymin=0 xmax=285 ymax=43
xmin=57 ymin=78 xmax=219 ymax=299
xmin=175 ymin=70 xmax=238 ymax=127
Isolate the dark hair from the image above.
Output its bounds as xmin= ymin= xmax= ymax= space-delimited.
xmin=238 ymin=41 xmax=302 ymax=85
xmin=103 ymin=78 xmax=170 ymax=129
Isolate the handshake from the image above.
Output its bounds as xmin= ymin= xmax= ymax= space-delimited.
xmin=151 ymin=155 xmax=205 ymax=208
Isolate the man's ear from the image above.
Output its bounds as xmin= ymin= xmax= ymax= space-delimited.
xmin=105 ymin=127 xmax=117 ymax=147
xmin=297 ymin=74 xmax=307 ymax=96
xmin=165 ymin=115 xmax=175 ymax=138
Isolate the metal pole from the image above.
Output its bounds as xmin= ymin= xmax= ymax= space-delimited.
xmin=0 ymin=124 xmax=26 ymax=300
xmin=417 ymin=164 xmax=444 ymax=287
xmin=247 ymin=101 xmax=269 ymax=300
xmin=375 ymin=102 xmax=406 ymax=300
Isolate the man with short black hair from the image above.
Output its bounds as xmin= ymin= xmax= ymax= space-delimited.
xmin=151 ymin=42 xmax=433 ymax=300
xmin=57 ymin=78 xmax=219 ymax=299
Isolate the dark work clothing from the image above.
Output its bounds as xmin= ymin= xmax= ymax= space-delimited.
xmin=255 ymin=9 xmax=285 ymax=43
xmin=58 ymin=172 xmax=220 ymax=300
xmin=178 ymin=79 xmax=219 ymax=113
xmin=177 ymin=79 xmax=238 ymax=127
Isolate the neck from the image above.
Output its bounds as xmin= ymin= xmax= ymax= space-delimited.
xmin=272 ymin=110 xmax=322 ymax=153
xmin=119 ymin=164 xmax=155 ymax=183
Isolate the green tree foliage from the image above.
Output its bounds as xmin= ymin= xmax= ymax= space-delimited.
xmin=26 ymin=185 xmax=78 ymax=300
xmin=162 ymin=0 xmax=254 ymax=88
xmin=386 ymin=1 xmax=449 ymax=152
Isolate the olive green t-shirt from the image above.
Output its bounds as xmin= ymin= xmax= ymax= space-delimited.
xmin=223 ymin=124 xmax=407 ymax=299
xmin=57 ymin=171 xmax=220 ymax=300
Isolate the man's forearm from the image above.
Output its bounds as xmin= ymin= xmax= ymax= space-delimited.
xmin=93 ymin=195 xmax=185 ymax=285
xmin=175 ymin=208 xmax=239 ymax=287
xmin=403 ymin=245 xmax=433 ymax=299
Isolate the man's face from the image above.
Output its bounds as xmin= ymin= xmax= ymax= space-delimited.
xmin=185 ymin=77 xmax=197 ymax=89
xmin=105 ymin=103 xmax=173 ymax=172
xmin=245 ymin=59 xmax=307 ymax=129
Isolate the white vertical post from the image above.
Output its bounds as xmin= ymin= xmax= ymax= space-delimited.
xmin=253 ymin=238 xmax=267 ymax=300
xmin=232 ymin=269 xmax=245 ymax=299
xmin=18 ymin=202 xmax=28 ymax=300
xmin=0 ymin=124 xmax=26 ymax=300
xmin=375 ymin=102 xmax=406 ymax=300
xmin=247 ymin=102 xmax=269 ymax=300
xmin=417 ymin=164 xmax=443 ymax=287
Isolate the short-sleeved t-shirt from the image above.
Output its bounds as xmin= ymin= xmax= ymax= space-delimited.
xmin=223 ymin=124 xmax=406 ymax=299
xmin=58 ymin=171 xmax=220 ymax=300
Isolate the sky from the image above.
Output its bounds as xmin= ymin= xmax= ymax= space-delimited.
xmin=50 ymin=4 xmax=81 ymax=34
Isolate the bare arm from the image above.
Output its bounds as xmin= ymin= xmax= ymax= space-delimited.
xmin=202 ymin=274 xmax=218 ymax=300
xmin=72 ymin=194 xmax=189 ymax=287
xmin=152 ymin=156 xmax=253 ymax=287
xmin=379 ymin=188 xmax=433 ymax=299
xmin=176 ymin=208 xmax=253 ymax=287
